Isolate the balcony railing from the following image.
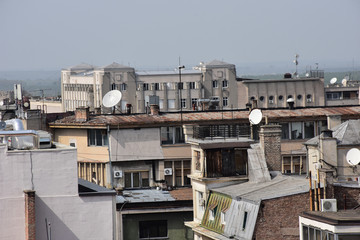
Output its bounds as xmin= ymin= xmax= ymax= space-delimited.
xmin=192 ymin=125 xmax=251 ymax=140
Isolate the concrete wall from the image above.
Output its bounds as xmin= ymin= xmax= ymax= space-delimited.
xmin=0 ymin=143 xmax=115 ymax=240
xmin=110 ymin=128 xmax=164 ymax=161
xmin=123 ymin=212 xmax=193 ymax=240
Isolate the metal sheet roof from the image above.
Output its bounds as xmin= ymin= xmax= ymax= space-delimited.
xmin=49 ymin=106 xmax=360 ymax=129
xmin=212 ymin=174 xmax=309 ymax=203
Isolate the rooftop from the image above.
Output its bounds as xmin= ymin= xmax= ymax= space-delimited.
xmin=49 ymin=106 xmax=360 ymax=128
xmin=301 ymin=209 xmax=360 ymax=225
xmin=212 ymin=174 xmax=309 ymax=203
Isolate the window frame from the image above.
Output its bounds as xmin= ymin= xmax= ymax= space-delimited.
xmin=88 ymin=129 xmax=108 ymax=146
xmin=222 ymin=80 xmax=228 ymax=88
xmin=124 ymin=171 xmax=149 ymax=189
xmin=223 ymin=97 xmax=228 ymax=107
xmin=139 ymin=220 xmax=167 ymax=239
xmin=213 ymin=80 xmax=218 ymax=88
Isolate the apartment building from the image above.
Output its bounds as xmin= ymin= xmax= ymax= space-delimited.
xmin=61 ymin=60 xmax=238 ymax=113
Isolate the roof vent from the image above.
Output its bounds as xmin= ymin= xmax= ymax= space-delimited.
xmin=284 ymin=73 xmax=292 ymax=79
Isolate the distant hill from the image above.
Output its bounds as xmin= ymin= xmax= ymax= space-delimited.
xmin=0 ymin=69 xmax=359 ymax=97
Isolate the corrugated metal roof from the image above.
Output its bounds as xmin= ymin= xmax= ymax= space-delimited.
xmin=213 ymin=174 xmax=309 ymax=203
xmin=116 ymin=189 xmax=175 ymax=203
xmin=49 ymin=106 xmax=360 ymax=129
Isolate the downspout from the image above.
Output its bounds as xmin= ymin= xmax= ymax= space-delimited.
xmin=107 ymin=125 xmax=113 ymax=189
xmin=305 ymin=145 xmax=309 ymax=178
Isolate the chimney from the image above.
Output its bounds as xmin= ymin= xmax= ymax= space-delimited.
xmin=259 ymin=125 xmax=282 ymax=172
xmin=94 ymin=107 xmax=101 ymax=115
xmin=126 ymin=104 xmax=132 ymax=114
xmin=319 ymin=129 xmax=337 ymax=167
xmin=327 ymin=114 xmax=341 ymax=129
xmin=24 ymin=190 xmax=36 ymax=240
xmin=75 ymin=107 xmax=89 ymax=122
xmin=150 ymin=104 xmax=159 ymax=115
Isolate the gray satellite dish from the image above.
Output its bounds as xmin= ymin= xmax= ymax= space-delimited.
xmin=346 ymin=148 xmax=360 ymax=166
xmin=249 ymin=109 xmax=263 ymax=125
xmin=330 ymin=78 xmax=337 ymax=84
xmin=102 ymin=90 xmax=122 ymax=108
xmin=0 ymin=121 xmax=6 ymax=130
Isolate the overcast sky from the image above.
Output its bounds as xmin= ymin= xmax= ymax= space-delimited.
xmin=1 ymin=0 xmax=359 ymax=74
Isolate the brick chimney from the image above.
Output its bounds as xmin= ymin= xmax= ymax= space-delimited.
xmin=75 ymin=107 xmax=90 ymax=122
xmin=150 ymin=104 xmax=159 ymax=115
xmin=259 ymin=125 xmax=282 ymax=172
xmin=24 ymin=190 xmax=36 ymax=240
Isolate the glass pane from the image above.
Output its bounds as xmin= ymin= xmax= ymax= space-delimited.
xmin=328 ymin=233 xmax=334 ymax=240
xmin=338 ymin=235 xmax=360 ymax=240
xmin=102 ymin=132 xmax=108 ymax=146
xmin=161 ymin=127 xmax=173 ymax=144
xmin=95 ymin=130 xmax=102 ymax=146
xmin=302 ymin=226 xmax=309 ymax=240
xmin=304 ymin=122 xmax=315 ymax=138
xmin=125 ymin=173 xmax=131 ymax=188
xmin=291 ymin=122 xmax=303 ymax=139
xmin=316 ymin=229 xmax=321 ymax=240
xmin=309 ymin=227 xmax=314 ymax=240
xmin=133 ymin=172 xmax=140 ymax=188
xmin=281 ymin=123 xmax=289 ymax=139
xmin=141 ymin=171 xmax=149 ymax=187
xmin=175 ymin=127 xmax=185 ymax=143
xmin=89 ymin=130 xmax=95 ymax=145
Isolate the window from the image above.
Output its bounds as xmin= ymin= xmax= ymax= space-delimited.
xmin=304 ymin=121 xmax=315 ymax=138
xmin=221 ymin=212 xmax=226 ymax=225
xmin=242 ymin=211 xmax=248 ymax=231
xmin=161 ymin=126 xmax=185 ymax=144
xmin=143 ymin=83 xmax=149 ymax=91
xmin=124 ymin=171 xmax=149 ymax=188
xmin=139 ymin=220 xmax=167 ymax=239
xmin=159 ymin=99 xmax=164 ymax=109
xmin=168 ymin=99 xmax=175 ymax=109
xmin=88 ymin=129 xmax=108 ymax=146
xmin=164 ymin=160 xmax=191 ymax=187
xmin=195 ymin=151 xmax=201 ymax=171
xmin=115 ymin=74 xmax=121 ymax=81
xmin=191 ymin=98 xmax=198 ymax=108
xmin=209 ymin=206 xmax=217 ymax=221
xmin=213 ymin=80 xmax=218 ymax=88
xmin=282 ymin=155 xmax=306 ymax=174
xmin=154 ymin=83 xmax=160 ymax=91
xmin=222 ymin=80 xmax=228 ymax=88
xmin=111 ymin=83 xmax=116 ymax=90
xmin=178 ymin=82 xmax=183 ymax=90
xmin=259 ymin=96 xmax=265 ymax=102
xmin=223 ymin=97 xmax=228 ymax=107
xmin=120 ymin=83 xmax=127 ymax=91
xmin=297 ymin=94 xmax=302 ymax=100
xmin=197 ymin=191 xmax=205 ymax=218
xmin=181 ymin=98 xmax=186 ymax=109
xmin=189 ymin=82 xmax=196 ymax=89
xmin=326 ymin=92 xmax=341 ymax=100
xmin=291 ymin=122 xmax=303 ymax=139
xmin=279 ymin=95 xmax=284 ymax=101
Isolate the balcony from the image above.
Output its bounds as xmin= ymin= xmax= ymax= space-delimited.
xmin=192 ymin=125 xmax=251 ymax=140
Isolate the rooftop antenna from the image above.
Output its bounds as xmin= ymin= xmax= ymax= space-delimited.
xmin=346 ymin=148 xmax=360 ymax=166
xmin=102 ymin=90 xmax=122 ymax=113
xmin=293 ymin=54 xmax=299 ymax=77
xmin=330 ymin=77 xmax=337 ymax=85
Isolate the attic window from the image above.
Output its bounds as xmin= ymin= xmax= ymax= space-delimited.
xmin=221 ymin=211 xmax=226 ymax=225
xmin=209 ymin=206 xmax=217 ymax=221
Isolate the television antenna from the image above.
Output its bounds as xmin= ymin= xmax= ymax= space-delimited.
xmin=293 ymin=54 xmax=299 ymax=77
xmin=249 ymin=109 xmax=263 ymax=125
xmin=102 ymin=90 xmax=122 ymax=108
xmin=330 ymin=78 xmax=337 ymax=85
xmin=346 ymin=148 xmax=360 ymax=166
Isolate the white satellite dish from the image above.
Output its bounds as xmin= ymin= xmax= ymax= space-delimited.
xmin=102 ymin=90 xmax=122 ymax=108
xmin=249 ymin=109 xmax=263 ymax=125
xmin=287 ymin=98 xmax=295 ymax=103
xmin=330 ymin=78 xmax=337 ymax=84
xmin=346 ymin=148 xmax=360 ymax=166
xmin=342 ymin=78 xmax=347 ymax=86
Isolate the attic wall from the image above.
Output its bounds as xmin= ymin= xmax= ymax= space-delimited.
xmin=253 ymin=192 xmax=309 ymax=240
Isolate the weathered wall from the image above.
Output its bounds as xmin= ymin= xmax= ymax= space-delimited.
xmin=253 ymin=192 xmax=310 ymax=240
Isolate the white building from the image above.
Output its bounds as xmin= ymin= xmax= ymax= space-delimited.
xmin=0 ymin=123 xmax=116 ymax=240
xmin=61 ymin=60 xmax=238 ymax=113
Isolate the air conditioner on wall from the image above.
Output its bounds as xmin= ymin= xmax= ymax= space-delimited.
xmin=307 ymin=98 xmax=312 ymax=103
xmin=321 ymin=199 xmax=337 ymax=212
xmin=114 ymin=170 xmax=123 ymax=178
xmin=164 ymin=168 xmax=173 ymax=176
xmin=269 ymin=100 xmax=274 ymax=104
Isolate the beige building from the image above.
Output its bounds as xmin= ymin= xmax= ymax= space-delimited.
xmin=237 ymin=72 xmax=325 ymax=109
xmin=61 ymin=60 xmax=238 ymax=113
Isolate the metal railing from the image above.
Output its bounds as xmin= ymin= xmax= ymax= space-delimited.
xmin=192 ymin=124 xmax=250 ymax=140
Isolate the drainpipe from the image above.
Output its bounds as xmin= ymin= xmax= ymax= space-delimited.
xmin=107 ymin=125 xmax=113 ymax=189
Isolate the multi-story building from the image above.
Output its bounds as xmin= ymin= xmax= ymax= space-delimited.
xmin=61 ymin=60 xmax=238 ymax=113
xmin=0 ymin=120 xmax=116 ymax=240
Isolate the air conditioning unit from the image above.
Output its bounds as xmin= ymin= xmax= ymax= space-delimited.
xmin=164 ymin=168 xmax=173 ymax=176
xmin=269 ymin=100 xmax=274 ymax=104
xmin=306 ymin=98 xmax=312 ymax=103
xmin=114 ymin=170 xmax=123 ymax=178
xmin=321 ymin=199 xmax=337 ymax=212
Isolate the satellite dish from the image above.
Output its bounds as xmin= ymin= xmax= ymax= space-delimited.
xmin=330 ymin=78 xmax=337 ymax=84
xmin=342 ymin=78 xmax=347 ymax=86
xmin=287 ymin=98 xmax=295 ymax=103
xmin=346 ymin=148 xmax=360 ymax=166
xmin=249 ymin=109 xmax=263 ymax=125
xmin=102 ymin=90 xmax=122 ymax=108
xmin=0 ymin=121 xmax=6 ymax=129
